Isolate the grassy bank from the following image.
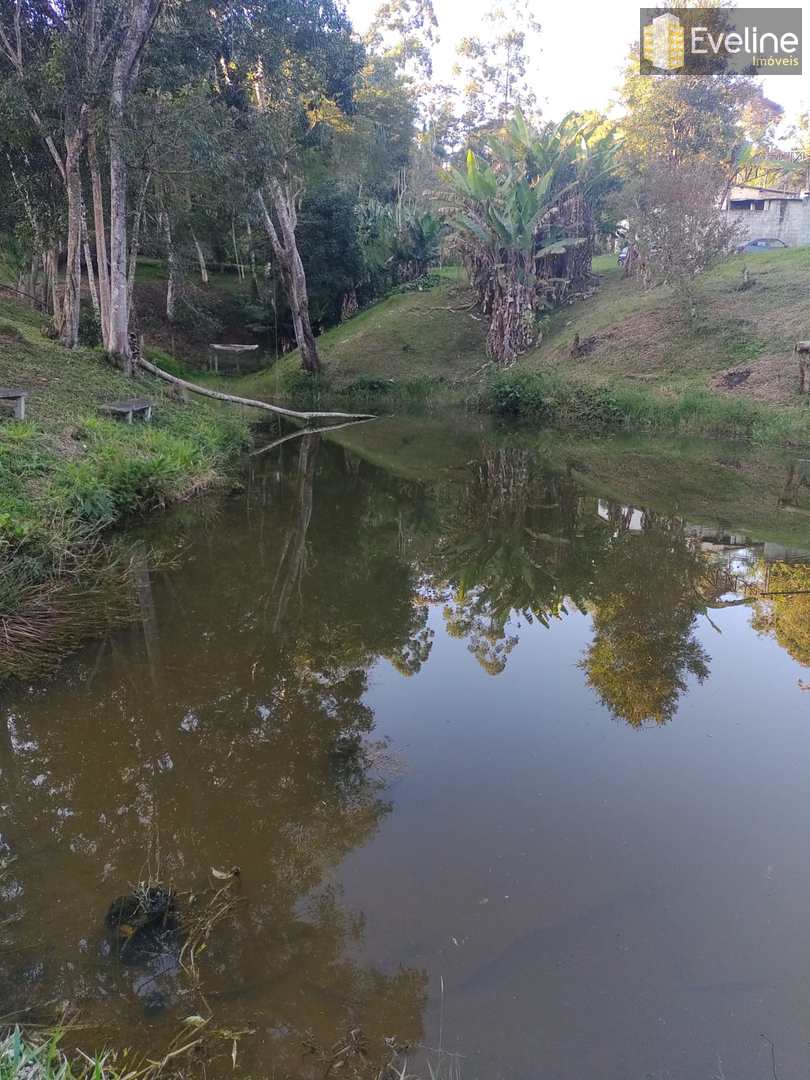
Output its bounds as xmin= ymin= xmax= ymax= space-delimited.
xmin=225 ymin=249 xmax=810 ymax=444
xmin=486 ymin=247 xmax=810 ymax=442
xmin=0 ymin=1029 xmax=122 ymax=1080
xmin=0 ymin=295 xmax=250 ymax=676
xmin=220 ymin=267 xmax=487 ymax=414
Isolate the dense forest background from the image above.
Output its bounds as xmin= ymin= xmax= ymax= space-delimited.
xmin=1 ymin=0 xmax=808 ymax=370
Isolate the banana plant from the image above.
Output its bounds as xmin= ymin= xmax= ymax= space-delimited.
xmin=444 ymin=109 xmax=618 ymax=363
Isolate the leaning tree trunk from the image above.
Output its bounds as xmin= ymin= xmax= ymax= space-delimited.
xmin=192 ymin=231 xmax=209 ymax=285
xmin=257 ymin=181 xmax=321 ymax=374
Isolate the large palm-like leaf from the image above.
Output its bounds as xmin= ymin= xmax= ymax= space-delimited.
xmin=443 ymin=108 xmax=620 ymax=362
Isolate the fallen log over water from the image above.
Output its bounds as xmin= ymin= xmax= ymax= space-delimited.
xmin=137 ymin=357 xmax=375 ymax=422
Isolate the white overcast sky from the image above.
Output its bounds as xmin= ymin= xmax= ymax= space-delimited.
xmin=345 ymin=0 xmax=810 ymax=127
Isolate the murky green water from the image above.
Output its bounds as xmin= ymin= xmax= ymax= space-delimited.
xmin=4 ymin=420 xmax=810 ymax=1078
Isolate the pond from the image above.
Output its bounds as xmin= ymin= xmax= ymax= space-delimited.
xmin=3 ymin=418 xmax=810 ymax=1079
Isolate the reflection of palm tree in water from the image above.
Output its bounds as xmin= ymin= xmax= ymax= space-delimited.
xmin=437 ymin=449 xmax=602 ymax=674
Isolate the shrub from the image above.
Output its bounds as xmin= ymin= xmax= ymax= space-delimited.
xmin=78 ymin=306 xmax=102 ymax=347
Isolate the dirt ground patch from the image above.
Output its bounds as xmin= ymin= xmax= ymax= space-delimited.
xmin=712 ymin=353 xmax=802 ymax=404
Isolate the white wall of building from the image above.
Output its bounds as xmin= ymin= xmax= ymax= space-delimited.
xmin=726 ymin=198 xmax=810 ymax=247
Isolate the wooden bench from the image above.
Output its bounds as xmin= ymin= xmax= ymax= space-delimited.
xmin=100 ymin=398 xmax=154 ymax=423
xmin=0 ymin=388 xmax=27 ymax=420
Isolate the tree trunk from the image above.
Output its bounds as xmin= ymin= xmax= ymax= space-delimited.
xmin=246 ymin=219 xmax=259 ymax=297
xmin=192 ymin=230 xmax=209 ymax=285
xmin=59 ymin=130 xmax=85 ymax=348
xmin=138 ymin=356 xmax=373 ymax=420
xmin=81 ymin=201 xmax=99 ymax=317
xmin=799 ymin=353 xmax=810 ymax=395
xmin=127 ymin=171 xmax=151 ymax=311
xmin=26 ymin=258 xmax=40 ymax=309
xmin=256 ymin=182 xmax=321 ymax=374
xmin=108 ymin=83 xmax=131 ymax=365
xmin=108 ymin=0 xmax=162 ymax=370
xmin=231 ymin=216 xmax=244 ymax=280
xmin=88 ymin=130 xmax=111 ymax=346
xmin=46 ymin=248 xmax=61 ymax=325
xmin=160 ymin=207 xmax=178 ymax=322
xmin=485 ymin=276 xmax=536 ymax=365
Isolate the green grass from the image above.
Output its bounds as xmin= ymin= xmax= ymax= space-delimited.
xmin=0 ymin=295 xmax=250 ymax=661
xmin=481 ymin=367 xmax=810 ymax=445
xmin=226 ymin=268 xmax=487 ymax=412
xmin=526 ymin=246 xmax=810 ymax=398
xmin=0 ymin=1029 xmax=122 ymax=1080
xmin=134 ymin=255 xmax=246 ymax=294
xmin=489 ymin=245 xmax=810 ymax=443
xmin=217 ymin=248 xmax=810 ymax=442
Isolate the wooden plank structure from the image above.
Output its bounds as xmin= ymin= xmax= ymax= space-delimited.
xmin=100 ymin=398 xmax=154 ymax=423
xmin=208 ymin=343 xmax=259 ymax=374
xmin=0 ymin=388 xmax=27 ymax=420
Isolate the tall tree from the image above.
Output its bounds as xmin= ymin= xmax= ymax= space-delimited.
xmin=365 ymin=0 xmax=439 ymax=82
xmin=106 ymin=0 xmax=162 ymax=366
xmin=218 ymin=0 xmax=363 ymax=373
xmin=0 ymin=0 xmax=162 ymax=361
xmin=616 ymin=9 xmax=762 ymax=179
xmin=453 ymin=0 xmax=542 ymax=135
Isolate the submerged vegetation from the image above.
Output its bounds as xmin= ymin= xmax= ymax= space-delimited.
xmin=0 ymin=1029 xmax=120 ymax=1080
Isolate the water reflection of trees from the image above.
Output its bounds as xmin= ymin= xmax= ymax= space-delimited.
xmin=751 ymin=561 xmax=810 ymax=666
xmin=579 ymin=512 xmax=711 ymax=727
xmin=425 ymin=449 xmax=739 ymax=725
xmin=0 ymin=435 xmax=429 ymax=1073
xmin=434 ymin=450 xmax=606 ymax=674
xmin=5 ymin=436 xmax=810 ymax=1067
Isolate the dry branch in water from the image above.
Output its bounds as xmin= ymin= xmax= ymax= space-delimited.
xmin=250 ymin=418 xmax=375 ymax=456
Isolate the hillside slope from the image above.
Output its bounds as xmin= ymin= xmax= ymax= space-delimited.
xmin=525 ymin=249 xmax=810 ymax=406
xmin=228 ymin=269 xmax=488 ymax=406
xmin=228 ymin=250 xmax=810 ymax=426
